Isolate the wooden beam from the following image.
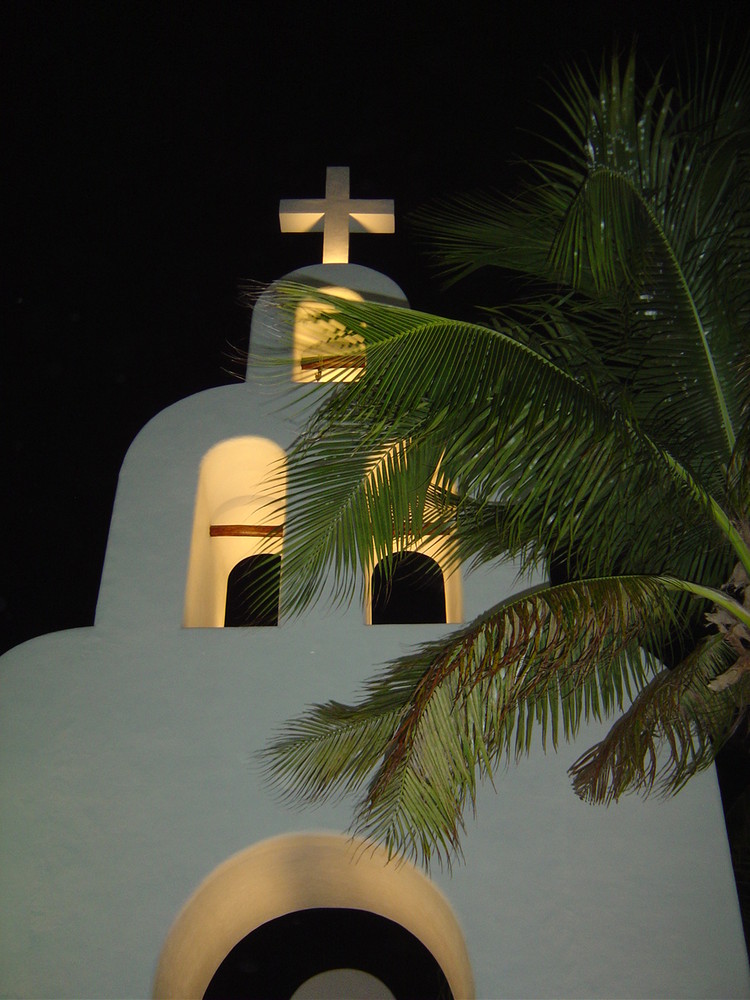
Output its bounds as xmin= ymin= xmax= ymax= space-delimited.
xmin=209 ymin=525 xmax=284 ymax=538
xmin=300 ymin=355 xmax=366 ymax=380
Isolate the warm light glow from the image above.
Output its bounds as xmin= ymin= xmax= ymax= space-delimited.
xmin=280 ymin=167 xmax=394 ymax=263
xmin=153 ymin=833 xmax=474 ymax=1000
xmin=293 ymin=286 xmax=366 ymax=383
xmin=183 ymin=437 xmax=286 ymax=627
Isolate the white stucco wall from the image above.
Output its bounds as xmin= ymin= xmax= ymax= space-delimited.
xmin=1 ymin=264 xmax=748 ymax=999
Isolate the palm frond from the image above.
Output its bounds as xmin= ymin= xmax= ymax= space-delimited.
xmin=264 ymin=575 xmax=702 ymax=865
xmin=266 ymin=287 xmax=741 ymax=620
xmin=413 ymin=46 xmax=750 ymax=472
xmin=570 ymin=632 xmax=745 ymax=802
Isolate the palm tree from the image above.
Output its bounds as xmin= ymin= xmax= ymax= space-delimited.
xmin=262 ymin=35 xmax=750 ymax=867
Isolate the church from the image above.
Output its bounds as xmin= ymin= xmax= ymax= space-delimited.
xmin=1 ymin=169 xmax=748 ymax=998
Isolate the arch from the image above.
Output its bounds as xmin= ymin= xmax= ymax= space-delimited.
xmin=224 ymin=553 xmax=281 ymax=627
xmin=293 ymin=286 xmax=366 ymax=383
xmin=204 ymin=908 xmax=449 ymax=998
xmin=153 ymin=833 xmax=474 ymax=1000
xmin=372 ymin=551 xmax=446 ymax=624
xmin=365 ymin=539 xmax=462 ymax=625
xmin=183 ymin=437 xmax=286 ymax=627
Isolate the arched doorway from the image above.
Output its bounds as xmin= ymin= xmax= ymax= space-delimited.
xmin=203 ymin=907 xmax=451 ymax=998
xmin=153 ymin=834 xmax=473 ymax=1000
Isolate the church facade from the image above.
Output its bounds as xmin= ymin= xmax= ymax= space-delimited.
xmin=1 ymin=172 xmax=749 ymax=998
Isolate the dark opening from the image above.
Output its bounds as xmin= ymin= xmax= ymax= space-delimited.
xmin=224 ymin=554 xmax=281 ymax=627
xmin=371 ymin=552 xmax=446 ymax=625
xmin=203 ymin=907 xmax=453 ymax=1000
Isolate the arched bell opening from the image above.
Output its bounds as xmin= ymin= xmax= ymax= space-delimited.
xmin=224 ymin=554 xmax=282 ymax=627
xmin=371 ymin=551 xmax=447 ymax=625
xmin=292 ymin=286 xmax=366 ymax=383
xmin=183 ymin=437 xmax=286 ymax=627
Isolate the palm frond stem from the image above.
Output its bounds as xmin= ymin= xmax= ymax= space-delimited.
xmin=659 ymin=450 xmax=750 ymax=574
xmin=661 ymin=576 xmax=750 ymax=628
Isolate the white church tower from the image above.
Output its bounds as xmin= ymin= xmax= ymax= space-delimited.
xmin=1 ymin=169 xmax=749 ymax=999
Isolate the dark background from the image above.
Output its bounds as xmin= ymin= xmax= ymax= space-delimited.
xmin=3 ymin=0 xmax=749 ymax=950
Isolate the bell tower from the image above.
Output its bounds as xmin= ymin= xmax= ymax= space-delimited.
xmin=0 ymin=169 xmax=748 ymax=1000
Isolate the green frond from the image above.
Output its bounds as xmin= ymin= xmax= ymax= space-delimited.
xmin=264 ymin=576 xmax=696 ymax=865
xmin=413 ymin=40 xmax=750 ymax=470
xmin=549 ymin=158 xmax=743 ymax=463
xmin=410 ymin=186 xmax=570 ymax=286
xmin=270 ymin=288 xmax=740 ymax=621
xmin=261 ymin=699 xmax=409 ymax=806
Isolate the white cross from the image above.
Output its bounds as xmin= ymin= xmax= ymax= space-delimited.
xmin=279 ymin=166 xmax=395 ymax=264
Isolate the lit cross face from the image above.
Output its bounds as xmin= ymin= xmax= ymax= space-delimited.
xmin=279 ymin=166 xmax=394 ymax=263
